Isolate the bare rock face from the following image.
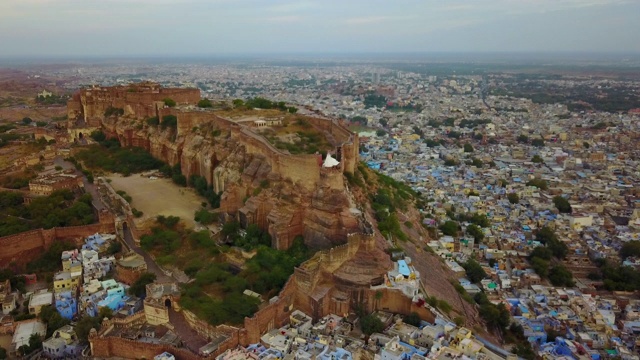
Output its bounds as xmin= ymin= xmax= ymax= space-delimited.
xmin=333 ymin=245 xmax=392 ymax=286
xmin=101 ymin=114 xmax=362 ymax=251
xmin=303 ymin=187 xmax=360 ymax=248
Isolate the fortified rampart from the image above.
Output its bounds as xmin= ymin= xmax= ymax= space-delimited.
xmin=91 ymin=309 xmax=239 ymax=359
xmin=182 ymin=311 xmax=241 ymax=356
xmin=0 ymin=219 xmax=115 ymax=269
xmin=68 ymin=82 xmax=199 ymax=127
xmin=71 ymin=84 xmax=357 ymax=191
xmin=240 ymin=231 xmax=431 ymax=343
xmin=304 ymin=117 xmax=359 ymax=174
xmin=88 ymin=227 xmax=431 ymax=357
xmin=69 ymin=83 xmax=361 ymax=249
xmin=91 ymin=334 xmax=204 ymax=360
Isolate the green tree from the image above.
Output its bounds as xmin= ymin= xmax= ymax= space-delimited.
xmin=232 ymin=99 xmax=244 ymax=108
xmin=39 ymin=305 xmax=70 ymax=337
xmin=28 ymin=333 xmax=42 ymax=353
xmin=163 ymin=98 xmax=176 ymax=107
xmin=22 ymin=117 xmax=32 ymax=125
xmin=531 ymin=155 xmax=544 ymax=163
xmin=531 ymin=138 xmax=545 ymax=147
xmin=161 ymin=115 xmax=178 ymax=130
xmin=462 ymin=212 xmax=490 ymax=227
xmin=549 ymin=264 xmax=574 ymax=287
xmin=106 ymin=241 xmax=122 ymax=255
xmin=443 ymin=118 xmax=455 ymax=127
xmin=373 ymin=290 xmax=383 ymax=310
xmin=447 ymin=131 xmax=461 ymax=139
xmin=466 ymin=224 xmax=484 ymax=243
xmin=376 ymin=129 xmax=387 ymax=137
xmin=360 ymin=314 xmax=384 ymax=335
xmin=463 ymin=259 xmax=487 ymax=283
xmin=403 ymin=312 xmax=421 ymax=327
xmin=198 ymin=98 xmax=213 ymax=108
xmin=530 ymin=257 xmax=549 ymax=278
xmin=526 ymin=178 xmax=548 ymax=190
xmin=146 ymin=116 xmax=159 ymax=126
xmin=425 ymin=139 xmax=439 ymax=147
xmin=517 ymin=134 xmax=529 ymax=143
xmin=194 ymin=209 xmax=216 ymax=225
xmin=620 ymin=240 xmax=640 ymax=259
xmin=553 ymin=195 xmax=572 ymax=213
xmin=529 ymin=246 xmax=552 ymax=261
xmin=507 ymin=193 xmax=520 ymax=204
xmin=98 ymin=307 xmax=114 ymax=320
xmin=535 ymin=226 xmax=557 ymax=244
xmin=439 ymin=220 xmax=459 ymax=236
xmin=75 ymin=315 xmax=101 ymax=343
xmin=128 ymin=272 xmax=156 ymax=297
xmin=444 ymin=158 xmax=459 ymax=167
xmin=547 ymin=238 xmax=569 ymax=259
xmin=512 ymin=342 xmax=536 ymax=360
xmin=463 ymin=143 xmax=474 ymax=152
xmin=221 ymin=221 xmax=241 ymax=243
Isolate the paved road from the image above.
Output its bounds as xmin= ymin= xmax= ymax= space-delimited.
xmin=53 ymin=156 xmax=105 ymax=211
xmin=122 ymin=224 xmax=172 ymax=283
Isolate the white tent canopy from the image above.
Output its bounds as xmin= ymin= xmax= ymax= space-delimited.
xmin=323 ymin=153 xmax=340 ymax=168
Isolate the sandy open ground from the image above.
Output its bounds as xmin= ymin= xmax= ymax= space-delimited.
xmin=107 ymin=174 xmax=202 ymax=228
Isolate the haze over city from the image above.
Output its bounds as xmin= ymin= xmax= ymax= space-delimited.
xmin=1 ymin=0 xmax=640 ymax=58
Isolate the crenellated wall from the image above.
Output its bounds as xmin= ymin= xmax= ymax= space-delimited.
xmin=68 ymin=83 xmax=200 ymax=127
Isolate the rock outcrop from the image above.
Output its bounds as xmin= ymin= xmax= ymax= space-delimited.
xmin=67 ymin=83 xmax=364 ymax=250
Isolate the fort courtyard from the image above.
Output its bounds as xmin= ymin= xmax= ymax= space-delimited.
xmin=106 ymin=174 xmax=202 ymax=228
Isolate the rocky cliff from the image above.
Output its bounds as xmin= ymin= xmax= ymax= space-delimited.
xmin=73 ymin=84 xmax=364 ymax=250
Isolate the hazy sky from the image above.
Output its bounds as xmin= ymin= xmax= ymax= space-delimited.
xmin=1 ymin=0 xmax=638 ymax=57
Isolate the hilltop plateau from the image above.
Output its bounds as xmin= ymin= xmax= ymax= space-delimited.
xmin=60 ymin=82 xmax=492 ymax=334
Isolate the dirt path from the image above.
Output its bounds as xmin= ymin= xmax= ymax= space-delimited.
xmin=403 ymin=239 xmax=501 ymax=345
xmin=122 ymin=224 xmax=172 ymax=283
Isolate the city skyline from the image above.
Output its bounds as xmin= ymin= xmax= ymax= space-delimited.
xmin=1 ymin=0 xmax=639 ymax=58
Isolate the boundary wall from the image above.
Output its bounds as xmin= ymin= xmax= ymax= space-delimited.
xmin=0 ymin=221 xmax=114 ymax=269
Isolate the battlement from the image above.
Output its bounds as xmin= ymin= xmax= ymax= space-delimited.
xmin=294 ymin=231 xmax=376 ymax=293
xmin=67 ymin=83 xmax=200 ymax=126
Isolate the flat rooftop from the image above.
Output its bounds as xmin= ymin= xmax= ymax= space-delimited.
xmin=30 ymin=292 xmax=53 ymax=307
xmin=398 ymin=260 xmax=411 ymax=277
xmin=13 ymin=320 xmax=46 ymax=348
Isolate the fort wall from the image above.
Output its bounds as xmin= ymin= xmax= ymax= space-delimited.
xmin=0 ymin=220 xmax=114 ymax=269
xmin=278 ymin=154 xmax=322 ymax=191
xmin=305 ymin=117 xmax=358 ymax=174
xmin=91 ymin=335 xmax=203 ymax=360
xmin=320 ymin=168 xmax=345 ymax=191
xmin=236 ymin=126 xmax=322 ymax=191
xmin=69 ymin=85 xmax=200 ymax=127
xmin=242 ymin=276 xmax=298 ymax=345
xmin=370 ymin=288 xmax=435 ymax=323
xmin=174 ymin=110 xmax=234 ymax=138
xmin=115 ymin=264 xmax=144 ymax=285
xmin=182 ymin=310 xmax=240 ymax=354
